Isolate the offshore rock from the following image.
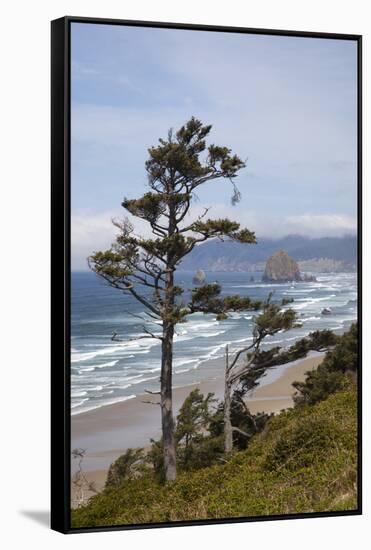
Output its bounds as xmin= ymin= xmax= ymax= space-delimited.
xmin=192 ymin=269 xmax=206 ymax=285
xmin=262 ymin=250 xmax=302 ymax=283
xmin=302 ymin=273 xmax=317 ymax=282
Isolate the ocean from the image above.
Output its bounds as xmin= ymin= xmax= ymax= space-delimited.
xmin=71 ymin=271 xmax=357 ymax=415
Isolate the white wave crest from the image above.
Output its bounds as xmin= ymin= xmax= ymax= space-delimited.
xmin=71 ymin=394 xmax=136 ymax=415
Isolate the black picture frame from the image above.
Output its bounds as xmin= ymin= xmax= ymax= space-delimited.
xmin=51 ymin=15 xmax=362 ymax=534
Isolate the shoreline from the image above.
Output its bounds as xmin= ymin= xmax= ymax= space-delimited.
xmin=71 ymin=353 xmax=324 ymax=500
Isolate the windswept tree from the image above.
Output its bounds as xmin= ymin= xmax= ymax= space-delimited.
xmin=223 ymin=295 xmax=299 ymax=453
xmin=222 ymin=306 xmax=345 ymax=452
xmin=89 ymin=117 xmax=258 ymax=481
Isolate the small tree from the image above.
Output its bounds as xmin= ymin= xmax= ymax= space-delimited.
xmin=223 ymin=295 xmax=299 ymax=453
xmin=175 ymin=389 xmax=216 ymax=470
xmin=89 ymin=118 xmax=258 ymax=481
xmin=71 ymin=448 xmax=98 ymax=507
xmin=223 ymin=315 xmax=345 ymax=451
xmin=293 ymin=323 xmax=357 ymax=406
xmin=105 ymin=448 xmax=145 ymax=489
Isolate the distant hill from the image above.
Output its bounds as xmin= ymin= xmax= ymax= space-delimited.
xmin=181 ymin=234 xmax=357 ymax=272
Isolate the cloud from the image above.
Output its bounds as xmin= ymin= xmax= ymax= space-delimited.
xmin=70 ymin=27 xmax=358 ymax=269
xmin=71 ymin=210 xmax=118 ymax=270
xmin=71 ymin=209 xmax=155 ymax=270
xmin=284 ymin=213 xmax=357 ymax=237
xmin=182 ymin=205 xmax=357 ymax=239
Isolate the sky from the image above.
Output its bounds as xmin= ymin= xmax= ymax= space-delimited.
xmin=71 ymin=22 xmax=358 ymax=270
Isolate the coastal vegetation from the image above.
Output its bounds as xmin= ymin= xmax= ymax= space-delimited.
xmin=222 ymin=294 xmax=299 ymax=452
xmin=89 ymin=117 xmax=263 ymax=481
xmin=72 ymin=324 xmax=358 ymax=528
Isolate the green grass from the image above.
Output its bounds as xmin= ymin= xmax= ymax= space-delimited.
xmin=72 ymin=388 xmax=358 ymax=528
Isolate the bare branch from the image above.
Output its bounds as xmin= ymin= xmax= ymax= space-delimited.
xmin=228 ymin=357 xmax=259 ymax=386
xmin=179 ymin=206 xmax=211 ymax=233
xmin=128 ymin=285 xmax=161 ymax=317
xmin=228 ymin=341 xmax=257 ymax=372
xmin=232 ymin=426 xmax=253 ymax=438
xmin=142 ymin=325 xmax=163 ymax=340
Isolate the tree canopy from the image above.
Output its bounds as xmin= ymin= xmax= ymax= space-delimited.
xmin=89 ymin=117 xmax=258 ymax=481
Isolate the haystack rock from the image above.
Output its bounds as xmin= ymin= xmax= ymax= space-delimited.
xmin=262 ymin=250 xmax=302 ymax=283
xmin=192 ymin=269 xmax=206 ymax=285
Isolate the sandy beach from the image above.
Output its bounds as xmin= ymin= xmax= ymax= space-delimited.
xmin=71 ymin=353 xmax=324 ymax=501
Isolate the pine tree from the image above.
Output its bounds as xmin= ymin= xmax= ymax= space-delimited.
xmin=89 ymin=117 xmax=257 ymax=481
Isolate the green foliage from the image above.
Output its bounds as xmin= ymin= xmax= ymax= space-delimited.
xmin=146 ymin=390 xmax=224 ymax=475
xmin=251 ymin=328 xmax=341 ymax=374
xmin=222 ymin=295 xmax=253 ymax=310
xmin=190 ymin=283 xmax=262 ymax=317
xmin=253 ymin=300 xmax=298 ymax=336
xmin=226 ymin=295 xmax=300 ymax=398
xmin=89 ymin=117 xmax=256 ymax=331
xmin=321 ymin=323 xmax=358 ymax=373
xmin=146 ymin=439 xmax=166 ymax=483
xmin=89 ymin=250 xmax=134 ymax=279
xmin=262 ymin=390 xmax=357 ymax=477
xmin=176 ymin=389 xmax=215 ymax=445
xmin=191 ymin=218 xmax=256 ymax=244
xmin=122 ymin=193 xmax=167 ymax=223
xmin=105 ymin=449 xmax=146 ymax=489
xmin=177 ymin=434 xmax=225 ymax=472
xmin=175 ymin=390 xmax=225 ymax=471
xmin=306 ymin=329 xmax=339 ymax=352
xmin=145 ymin=117 xmax=246 ymax=195
xmin=293 ymin=323 xmax=358 ymax=406
xmin=146 ymin=387 xmax=270 ymax=476
xmin=72 ymin=388 xmax=358 ymax=527
xmin=293 ymin=368 xmax=351 ymax=407
xmin=210 ymin=394 xmax=271 ymax=451
xmin=191 ymin=283 xmax=221 ymax=309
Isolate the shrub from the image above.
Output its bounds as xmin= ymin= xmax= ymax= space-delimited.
xmin=293 ymin=323 xmax=358 ymax=406
xmin=72 ymin=388 xmax=357 ymax=528
xmin=105 ymin=448 xmax=146 ymax=489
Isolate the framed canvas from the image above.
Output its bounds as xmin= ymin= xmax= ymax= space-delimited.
xmin=51 ymin=16 xmax=362 ymax=534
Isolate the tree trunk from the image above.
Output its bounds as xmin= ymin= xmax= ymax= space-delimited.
xmin=224 ymin=344 xmax=233 ymax=453
xmin=161 ymin=320 xmax=177 ymax=481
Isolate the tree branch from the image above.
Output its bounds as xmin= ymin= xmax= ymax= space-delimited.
xmin=142 ymin=325 xmax=163 ymax=340
xmin=127 ymin=285 xmax=161 ymax=317
xmin=232 ymin=426 xmax=253 ymax=438
xmin=228 ymin=340 xmax=257 ymax=372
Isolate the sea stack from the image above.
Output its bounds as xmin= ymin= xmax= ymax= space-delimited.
xmin=263 ymin=250 xmax=317 ymax=283
xmin=192 ymin=269 xmax=206 ymax=285
xmin=262 ymin=250 xmax=302 ymax=283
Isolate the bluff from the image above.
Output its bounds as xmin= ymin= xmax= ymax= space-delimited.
xmin=72 ymin=388 xmax=357 ymax=527
xmin=263 ymin=250 xmax=305 ymax=282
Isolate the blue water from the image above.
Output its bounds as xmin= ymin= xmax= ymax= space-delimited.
xmin=71 ymin=271 xmax=357 ymax=414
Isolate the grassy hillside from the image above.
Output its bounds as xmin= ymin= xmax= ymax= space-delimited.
xmin=72 ymin=386 xmax=357 ymax=528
